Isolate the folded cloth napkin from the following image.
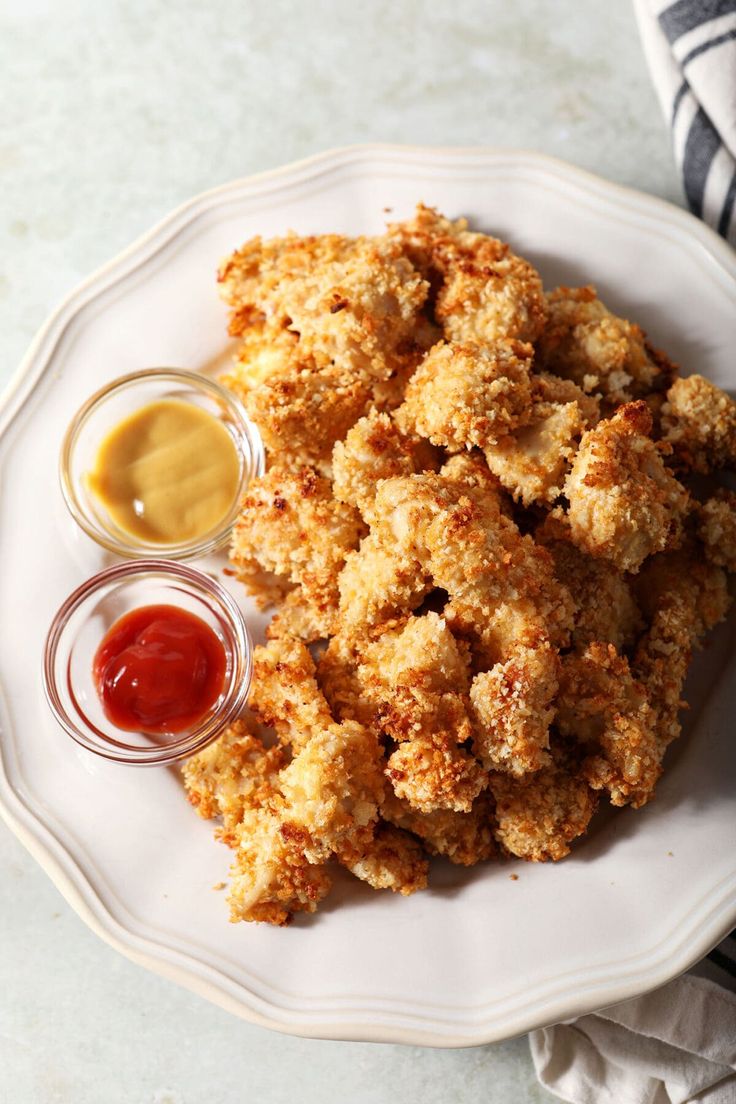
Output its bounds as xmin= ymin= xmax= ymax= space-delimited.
xmin=529 ymin=932 xmax=736 ymax=1103
xmin=632 ymin=0 xmax=736 ymax=245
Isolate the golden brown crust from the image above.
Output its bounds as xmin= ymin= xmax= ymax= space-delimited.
xmin=182 ymin=205 xmax=728 ymax=925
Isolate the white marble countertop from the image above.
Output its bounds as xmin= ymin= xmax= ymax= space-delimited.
xmin=0 ymin=1 xmax=681 ymax=1101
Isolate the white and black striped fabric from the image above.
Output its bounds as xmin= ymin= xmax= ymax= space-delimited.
xmin=634 ymin=0 xmax=736 ymax=245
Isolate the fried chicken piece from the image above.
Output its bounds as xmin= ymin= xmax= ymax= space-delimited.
xmin=220 ymin=321 xmax=298 ymax=397
xmin=230 ymin=464 xmax=363 ymax=632
xmin=420 ymin=476 xmax=574 ymax=663
xmin=489 ymin=745 xmax=598 ymax=861
xmin=245 ymin=358 xmax=373 ymax=470
xmin=470 ymin=643 xmax=559 ymax=776
xmin=537 ymin=285 xmax=673 ymax=405
xmin=397 ymin=339 xmax=535 ymax=451
xmin=381 ymin=789 xmax=497 ymax=865
xmin=386 ymin=736 xmax=487 ymax=814
xmin=279 ymin=720 xmax=385 ymax=863
xmin=483 ymin=373 xmax=599 ymax=505
xmin=633 ymin=545 xmax=731 ymax=749
xmin=536 ymin=512 xmax=643 ymax=651
xmin=439 ymin=451 xmax=511 ymax=507
xmin=182 ymin=717 xmax=286 ymax=843
xmin=390 ymin=204 xmax=547 ymax=344
xmin=353 ymin=470 xmax=572 ymax=666
xmin=339 ymin=824 xmax=429 ymax=895
xmin=556 ymin=643 xmax=661 ymax=808
xmin=564 ymin=401 xmax=689 ymax=573
xmin=356 ymin=613 xmax=472 ymax=743
xmin=338 ymin=529 xmax=433 ymax=634
xmin=697 ymin=490 xmax=736 ymax=572
xmin=332 ymin=408 xmax=440 ymax=522
xmin=219 ymin=232 xmax=428 ymax=381
xmin=316 ymin=633 xmax=377 ymax=725
xmin=661 ymin=374 xmax=736 ymax=473
xmin=249 ymin=636 xmax=333 ymax=750
xmin=227 ymin=805 xmax=332 ymax=925
xmin=265 ymin=585 xmax=328 ymax=644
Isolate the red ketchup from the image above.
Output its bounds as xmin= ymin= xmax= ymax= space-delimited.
xmin=92 ymin=604 xmax=227 ymax=735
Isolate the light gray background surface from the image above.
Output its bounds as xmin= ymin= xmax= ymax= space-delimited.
xmin=0 ymin=2 xmax=680 ymax=1101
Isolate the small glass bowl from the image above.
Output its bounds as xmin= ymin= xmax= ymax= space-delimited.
xmin=43 ymin=560 xmax=253 ymax=765
xmin=60 ymin=368 xmax=264 ymax=560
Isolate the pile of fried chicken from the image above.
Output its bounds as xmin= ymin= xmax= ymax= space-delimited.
xmin=182 ymin=205 xmax=736 ymax=925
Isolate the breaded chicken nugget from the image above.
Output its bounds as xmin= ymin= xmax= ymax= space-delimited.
xmin=279 ymin=720 xmax=386 ymax=863
xmin=483 ymin=373 xmax=599 ymax=505
xmin=356 ymin=613 xmax=472 ymax=743
xmin=381 ymin=789 xmax=497 ymax=865
xmin=218 ymin=232 xmax=428 ymax=381
xmin=182 ymin=717 xmax=285 ymax=843
xmin=697 ymin=490 xmax=736 ymax=572
xmin=339 ymin=824 xmax=429 ymax=895
xmin=230 ymin=464 xmax=363 ymax=632
xmin=397 ymin=339 xmax=535 ymax=451
xmin=537 ymin=285 xmax=674 ymax=405
xmin=470 ymin=643 xmax=559 ymax=776
xmin=564 ymin=401 xmax=689 ymax=573
xmin=536 ymin=512 xmax=643 ymax=651
xmin=661 ymin=374 xmax=736 ymax=473
xmin=332 ymin=408 xmax=440 ymax=522
xmin=386 ymin=736 xmax=487 ymax=815
xmin=390 ymin=204 xmax=547 ymax=345
xmin=633 ymin=545 xmax=731 ymax=749
xmin=249 ymin=636 xmax=333 ymax=750
xmin=228 ymin=805 xmax=332 ymax=925
xmin=490 ymin=744 xmax=598 ymax=861
xmin=556 ymin=643 xmax=661 ymax=808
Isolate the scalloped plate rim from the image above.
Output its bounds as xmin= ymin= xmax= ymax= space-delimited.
xmin=1 ymin=144 xmax=735 ymax=1048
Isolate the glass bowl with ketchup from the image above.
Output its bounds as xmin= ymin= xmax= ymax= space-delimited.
xmin=43 ymin=560 xmax=253 ymax=765
xmin=60 ymin=368 xmax=264 ymax=560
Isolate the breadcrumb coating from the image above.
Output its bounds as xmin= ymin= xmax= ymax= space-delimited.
xmin=249 ymin=636 xmax=333 ymax=750
xmin=182 ymin=717 xmax=285 ymax=842
xmin=184 ymin=205 xmax=734 ymax=925
xmin=557 ymin=643 xmax=661 ymax=808
xmin=537 ymin=285 xmax=672 ymax=406
xmin=490 ymin=745 xmax=598 ymax=861
xmin=228 ymin=805 xmax=332 ymax=926
xmin=219 ymin=232 xmax=428 ymax=381
xmin=536 ymin=513 xmax=643 ymax=651
xmin=389 ymin=204 xmax=547 ymax=345
xmin=564 ymin=401 xmax=689 ymax=572
xmin=398 ymin=339 xmax=535 ymax=451
xmin=483 ymin=372 xmax=598 ymax=505
xmin=339 ymin=824 xmax=429 ymax=895
xmin=470 ymin=644 xmax=558 ymax=776
xmin=332 ymin=408 xmax=440 ymax=522
xmin=697 ymin=490 xmax=736 ymax=572
xmin=230 ymin=464 xmax=363 ymax=632
xmin=633 ymin=545 xmax=730 ymax=750
xmin=279 ymin=720 xmax=385 ymax=863
xmin=381 ymin=789 xmax=497 ymax=865
xmin=356 ymin=613 xmax=472 ymax=743
xmin=386 ymin=735 xmax=487 ymax=814
xmin=661 ymin=374 xmax=736 ymax=473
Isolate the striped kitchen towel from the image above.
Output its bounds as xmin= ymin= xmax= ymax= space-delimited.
xmin=633 ymin=0 xmax=736 ymax=245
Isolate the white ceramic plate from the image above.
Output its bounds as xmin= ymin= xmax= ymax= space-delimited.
xmin=2 ymin=146 xmax=735 ymax=1048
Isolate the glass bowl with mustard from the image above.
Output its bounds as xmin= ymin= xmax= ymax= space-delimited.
xmin=60 ymin=368 xmax=264 ymax=559
xmin=43 ymin=560 xmax=253 ymax=765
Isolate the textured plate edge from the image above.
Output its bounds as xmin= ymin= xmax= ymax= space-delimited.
xmin=2 ymin=143 xmax=736 ymax=1047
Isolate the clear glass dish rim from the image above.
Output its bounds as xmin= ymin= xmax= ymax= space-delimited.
xmin=59 ymin=367 xmax=264 ymax=561
xmin=43 ymin=558 xmax=253 ymax=766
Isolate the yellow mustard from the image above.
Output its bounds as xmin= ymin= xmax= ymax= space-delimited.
xmin=87 ymin=399 xmax=240 ymax=544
